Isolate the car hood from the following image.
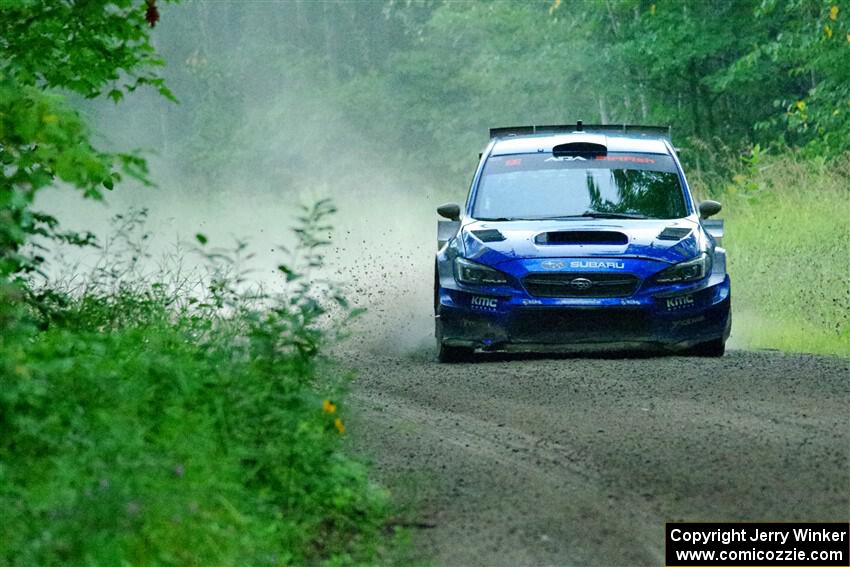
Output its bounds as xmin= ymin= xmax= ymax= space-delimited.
xmin=459 ymin=217 xmax=705 ymax=266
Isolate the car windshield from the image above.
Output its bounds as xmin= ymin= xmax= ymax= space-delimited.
xmin=473 ymin=153 xmax=688 ymax=220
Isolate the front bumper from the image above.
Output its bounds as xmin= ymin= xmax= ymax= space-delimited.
xmin=436 ymin=274 xmax=731 ymax=352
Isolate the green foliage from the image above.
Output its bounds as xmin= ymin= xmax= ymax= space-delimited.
xmin=691 ymin=153 xmax=850 ymax=356
xmin=0 ymin=0 xmax=173 ymax=101
xmin=0 ymin=84 xmax=142 ymax=275
xmin=0 ymin=0 xmax=172 ymax=278
xmin=597 ymin=0 xmax=773 ymax=142
xmin=1 ymin=7 xmax=404 ymax=561
xmin=157 ymin=0 xmax=846 ymax=187
xmin=764 ymin=0 xmax=850 ymax=155
xmin=0 ymin=204 xmax=398 ymax=565
xmin=341 ymin=2 xmax=595 ymax=180
xmin=545 ymin=0 xmax=849 ymax=158
xmin=106 ymin=0 xmax=849 ymax=189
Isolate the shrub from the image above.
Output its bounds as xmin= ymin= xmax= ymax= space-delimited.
xmin=0 ymin=201 xmax=395 ymax=566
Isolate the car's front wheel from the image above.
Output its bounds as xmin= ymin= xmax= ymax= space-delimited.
xmin=435 ymin=316 xmax=474 ymax=363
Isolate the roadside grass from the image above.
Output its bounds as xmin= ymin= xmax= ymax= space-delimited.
xmin=692 ymin=153 xmax=850 ymax=356
xmin=0 ymin=203 xmax=406 ymax=566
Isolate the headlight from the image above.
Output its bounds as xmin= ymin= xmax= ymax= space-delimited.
xmin=454 ymin=257 xmax=509 ymax=285
xmin=653 ymin=253 xmax=711 ymax=283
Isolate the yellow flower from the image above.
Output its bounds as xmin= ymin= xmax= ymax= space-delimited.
xmin=824 ymin=25 xmax=833 ymax=38
xmin=846 ymin=32 xmax=850 ymax=42
xmin=548 ymin=0 xmax=561 ymax=16
xmin=334 ymin=418 xmax=346 ymax=434
xmin=829 ymin=5 xmax=839 ymax=20
xmin=322 ymin=399 xmax=337 ymax=414
xmin=795 ymin=100 xmax=806 ymax=111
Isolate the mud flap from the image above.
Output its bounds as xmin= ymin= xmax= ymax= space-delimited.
xmin=702 ymin=219 xmax=724 ymax=245
xmin=438 ymin=220 xmax=461 ymax=249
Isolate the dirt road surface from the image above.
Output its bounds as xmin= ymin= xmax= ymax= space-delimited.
xmin=345 ymin=349 xmax=849 ymax=567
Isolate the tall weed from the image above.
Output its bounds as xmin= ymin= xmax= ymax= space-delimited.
xmin=0 ymin=200 xmax=397 ymax=566
xmin=691 ymin=152 xmax=850 ymax=356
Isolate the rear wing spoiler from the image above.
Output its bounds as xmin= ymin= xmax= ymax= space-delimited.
xmin=489 ymin=123 xmax=671 ymax=141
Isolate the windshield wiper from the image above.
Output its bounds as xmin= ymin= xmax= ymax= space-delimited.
xmin=477 ymin=217 xmax=539 ymax=221
xmin=577 ymin=210 xmax=648 ymax=219
xmin=531 ymin=210 xmax=648 ymax=221
xmin=481 ymin=212 xmax=649 ymax=221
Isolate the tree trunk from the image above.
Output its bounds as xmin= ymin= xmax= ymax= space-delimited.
xmin=598 ymin=96 xmax=609 ymax=123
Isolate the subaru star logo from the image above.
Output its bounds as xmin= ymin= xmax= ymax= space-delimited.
xmin=540 ymin=260 xmax=565 ymax=270
xmin=569 ymin=277 xmax=593 ymax=290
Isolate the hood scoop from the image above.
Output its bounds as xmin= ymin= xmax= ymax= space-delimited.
xmin=471 ymin=229 xmax=506 ymax=242
xmin=535 ymin=230 xmax=628 ymax=245
xmin=656 ymin=227 xmax=692 ymax=241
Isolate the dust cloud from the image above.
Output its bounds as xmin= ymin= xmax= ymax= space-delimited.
xmin=31 ymin=0 xmax=482 ymax=356
xmin=35 ymin=103 xmax=452 ymax=358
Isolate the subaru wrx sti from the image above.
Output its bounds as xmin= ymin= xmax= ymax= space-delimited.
xmin=434 ymin=123 xmax=731 ymax=362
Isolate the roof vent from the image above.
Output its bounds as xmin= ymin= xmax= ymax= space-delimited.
xmin=552 ymin=141 xmax=607 ymax=156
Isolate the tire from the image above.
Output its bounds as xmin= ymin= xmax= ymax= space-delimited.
xmin=690 ymin=338 xmax=726 ymax=357
xmin=437 ymin=342 xmax=474 ymax=363
xmin=435 ymin=316 xmax=474 ymax=363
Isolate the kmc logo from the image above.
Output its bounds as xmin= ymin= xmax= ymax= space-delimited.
xmin=666 ymin=295 xmax=694 ymax=310
xmin=471 ymin=296 xmax=498 ymax=309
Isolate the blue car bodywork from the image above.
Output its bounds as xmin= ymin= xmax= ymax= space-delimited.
xmin=434 ymin=124 xmax=731 ymax=361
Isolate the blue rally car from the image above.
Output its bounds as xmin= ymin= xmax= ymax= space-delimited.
xmin=434 ymin=123 xmax=731 ymax=362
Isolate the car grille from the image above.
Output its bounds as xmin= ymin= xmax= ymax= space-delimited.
xmin=523 ymin=272 xmax=640 ymax=298
xmin=509 ymin=308 xmax=649 ymax=342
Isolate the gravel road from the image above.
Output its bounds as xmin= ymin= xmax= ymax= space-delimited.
xmin=344 ymin=349 xmax=849 ymax=567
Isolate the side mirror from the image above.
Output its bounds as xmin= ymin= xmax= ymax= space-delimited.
xmin=437 ymin=203 xmax=461 ymax=221
xmin=698 ymin=200 xmax=722 ymax=219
